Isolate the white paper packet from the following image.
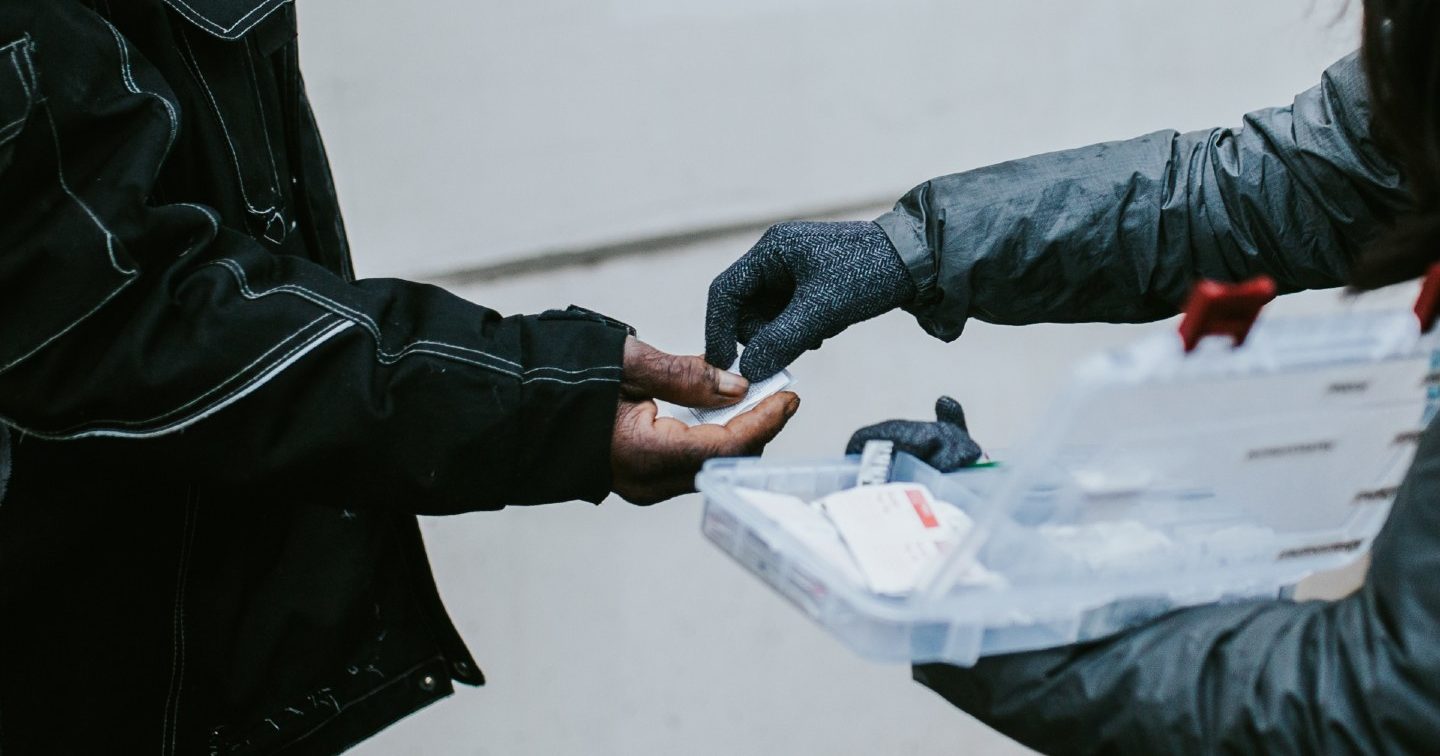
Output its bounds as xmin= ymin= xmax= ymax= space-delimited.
xmin=735 ymin=488 xmax=866 ymax=585
xmin=686 ymin=360 xmax=794 ymax=426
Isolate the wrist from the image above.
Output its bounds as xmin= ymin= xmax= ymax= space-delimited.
xmin=871 ymin=215 xmax=932 ymax=307
xmin=508 ymin=309 xmax=629 ymax=505
xmin=873 ymin=206 xmax=967 ymax=342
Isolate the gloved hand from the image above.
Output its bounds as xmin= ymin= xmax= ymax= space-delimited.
xmin=706 ymin=220 xmax=917 ymax=381
xmin=845 ymin=396 xmax=983 ymax=473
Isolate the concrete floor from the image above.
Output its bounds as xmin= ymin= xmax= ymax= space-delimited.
xmin=349 ymin=216 xmax=1399 ymax=756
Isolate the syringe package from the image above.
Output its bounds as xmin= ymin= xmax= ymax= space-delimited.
xmin=696 ymin=280 xmax=1439 ymax=666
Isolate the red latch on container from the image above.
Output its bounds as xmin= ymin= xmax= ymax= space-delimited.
xmin=1414 ymin=262 xmax=1440 ymax=333
xmin=1178 ymin=276 xmax=1277 ymax=353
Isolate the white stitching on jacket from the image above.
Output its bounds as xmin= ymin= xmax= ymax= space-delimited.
xmin=103 ymin=19 xmax=179 ymax=156
xmin=0 ymin=36 xmax=32 ymax=160
xmin=260 ymin=657 xmax=439 ymax=752
xmin=48 ymin=315 xmax=334 ymax=435
xmin=242 ymin=39 xmax=282 ymax=201
xmin=208 ymin=259 xmax=623 ymax=385
xmin=211 ymin=259 xmax=520 ymax=375
xmin=16 ymin=35 xmax=136 ymax=277
xmin=0 ymin=117 xmax=24 ymax=145
xmin=176 ymin=28 xmax=277 ymax=217
xmin=173 ymin=203 xmax=222 ymax=257
xmin=7 ymin=47 xmax=31 ymax=102
xmin=163 ymin=0 xmax=292 ymax=39
xmin=522 ymin=375 xmax=624 ymax=386
xmin=0 ymin=202 xmax=216 ymax=376
xmin=0 ymin=37 xmax=35 ymax=146
xmin=176 ymin=202 xmax=221 ymax=229
xmin=160 ymin=512 xmax=183 ymax=755
xmin=17 ymin=35 xmax=36 ymax=88
xmin=41 ymin=107 xmax=138 ymax=276
xmin=43 ymin=119 xmax=137 ymax=276
xmin=0 ymin=280 xmax=136 ymax=374
xmin=161 ymin=496 xmax=197 ymax=756
xmin=522 ymin=365 xmax=623 ymax=376
xmin=211 ymin=260 xmax=614 ymax=375
xmin=0 ymin=319 xmax=352 ymax=440
xmin=41 ymin=320 xmax=356 ymax=440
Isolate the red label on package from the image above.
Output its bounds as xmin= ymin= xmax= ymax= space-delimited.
xmin=907 ymin=489 xmax=939 ymax=529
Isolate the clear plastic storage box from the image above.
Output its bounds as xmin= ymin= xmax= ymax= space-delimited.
xmin=696 ymin=298 xmax=1439 ymax=667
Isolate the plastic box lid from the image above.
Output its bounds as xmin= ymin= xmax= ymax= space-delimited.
xmin=696 ymin=305 xmax=1437 ymax=666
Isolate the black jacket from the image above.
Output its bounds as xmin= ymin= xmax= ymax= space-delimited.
xmin=879 ymin=55 xmax=1440 ymax=754
xmin=0 ymin=1 xmax=629 ymax=753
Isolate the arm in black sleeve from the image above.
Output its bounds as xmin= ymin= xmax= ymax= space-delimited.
xmin=913 ymin=426 xmax=1440 ymax=754
xmin=877 ymin=53 xmax=1410 ymax=341
xmin=0 ymin=3 xmax=623 ymax=514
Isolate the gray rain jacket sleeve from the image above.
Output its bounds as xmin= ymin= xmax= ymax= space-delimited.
xmin=878 ymin=54 xmax=1440 ymax=754
xmin=875 ymin=53 xmax=1408 ymax=340
xmin=915 ymin=419 xmax=1440 ymax=754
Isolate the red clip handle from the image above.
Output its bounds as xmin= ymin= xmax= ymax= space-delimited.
xmin=1178 ymin=276 xmax=1277 ymax=353
xmin=1414 ymin=262 xmax=1440 ymax=333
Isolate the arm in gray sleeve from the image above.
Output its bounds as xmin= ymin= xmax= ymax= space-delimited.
xmin=913 ymin=426 xmax=1440 ymax=755
xmin=877 ymin=53 xmax=1410 ymax=341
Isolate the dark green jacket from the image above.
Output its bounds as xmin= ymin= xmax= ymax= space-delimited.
xmin=879 ymin=54 xmax=1439 ymax=754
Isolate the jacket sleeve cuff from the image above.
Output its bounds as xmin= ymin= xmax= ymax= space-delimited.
xmin=875 ymin=187 xmax=970 ymax=343
xmin=503 ymin=308 xmax=629 ymax=506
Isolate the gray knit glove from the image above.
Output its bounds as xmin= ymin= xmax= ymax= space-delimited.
xmin=845 ymin=396 xmax=983 ymax=473
xmin=705 ymin=221 xmax=917 ymax=381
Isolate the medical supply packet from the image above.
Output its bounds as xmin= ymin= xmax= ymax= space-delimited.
xmin=687 ymin=365 xmax=794 ymax=426
xmin=697 ymin=302 xmax=1439 ymax=667
xmin=736 ymin=482 xmax=996 ymax=596
xmin=657 ymin=351 xmax=795 ymax=427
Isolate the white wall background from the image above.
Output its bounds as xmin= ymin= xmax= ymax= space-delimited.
xmin=292 ymin=1 xmax=1368 ymax=754
xmin=297 ymin=0 xmax=1359 ymax=280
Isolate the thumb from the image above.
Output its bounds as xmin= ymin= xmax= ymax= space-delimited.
xmin=720 ymin=392 xmax=800 ymax=455
xmin=934 ymin=395 xmax=968 ymax=430
xmin=623 ymin=338 xmax=749 ymax=408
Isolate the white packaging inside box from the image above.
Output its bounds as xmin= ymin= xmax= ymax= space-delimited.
xmin=734 ymin=488 xmax=866 ymax=585
xmin=738 ymin=482 xmax=1000 ymax=596
xmin=818 ymin=483 xmax=976 ymax=595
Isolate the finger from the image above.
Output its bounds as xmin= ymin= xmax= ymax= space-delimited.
xmin=737 ymin=298 xmax=828 ymax=381
xmin=934 ymin=395 xmax=968 ymax=429
xmin=733 ymin=283 xmax=791 ymax=344
xmin=619 ymin=394 xmax=660 ymax=425
xmin=923 ymin=426 xmax=983 ymax=473
xmin=623 ymin=339 xmax=748 ymax=407
xmin=705 ymin=258 xmax=766 ymax=368
xmin=927 ymin=432 xmax=967 ymax=472
xmin=704 ymin=289 xmax=741 ymax=369
xmin=845 ymin=419 xmax=916 ymax=456
xmin=736 ymin=308 xmax=771 ymax=346
xmin=717 ymin=391 xmax=800 ymax=455
xmin=952 ymin=435 xmax=985 ymax=469
xmin=612 ymin=397 xmax=660 ymax=466
xmin=660 ymin=391 xmax=799 ymax=460
xmin=845 ymin=424 xmax=883 ymax=456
